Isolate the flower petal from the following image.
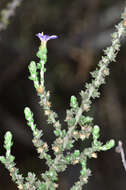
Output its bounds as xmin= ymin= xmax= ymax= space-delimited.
xmin=47 ymin=35 xmax=58 ymax=40
xmin=36 ymin=33 xmax=58 ymax=42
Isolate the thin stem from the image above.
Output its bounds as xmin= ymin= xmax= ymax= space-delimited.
xmin=116 ymin=141 xmax=126 ymax=171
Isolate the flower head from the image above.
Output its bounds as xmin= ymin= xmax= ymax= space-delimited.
xmin=36 ymin=32 xmax=58 ymax=43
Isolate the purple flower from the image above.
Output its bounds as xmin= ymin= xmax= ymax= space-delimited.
xmin=36 ymin=32 xmax=58 ymax=43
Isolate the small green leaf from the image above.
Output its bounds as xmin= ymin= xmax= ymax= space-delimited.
xmin=70 ymin=95 xmax=78 ymax=108
xmin=61 ymin=130 xmax=66 ymax=137
xmin=0 ymin=156 xmax=6 ymax=164
xmin=73 ymin=150 xmax=80 ymax=157
xmin=67 ymin=118 xmax=76 ymax=127
xmin=65 ymin=155 xmax=71 ymax=162
xmin=100 ymin=139 xmax=115 ymax=151
xmin=92 ymin=125 xmax=100 ymax=139
xmin=80 ymin=168 xmax=87 ymax=176
xmin=8 ymin=155 xmax=15 ymax=162
xmin=24 ymin=107 xmax=32 ymax=121
xmin=38 ymin=182 xmax=46 ymax=190
xmin=66 ymin=141 xmax=73 ymax=149
xmin=54 ymin=130 xmax=60 ymax=137
xmin=28 ymin=61 xmax=37 ymax=73
xmin=4 ymin=131 xmax=13 ymax=150
xmin=36 ymin=50 xmax=43 ymax=59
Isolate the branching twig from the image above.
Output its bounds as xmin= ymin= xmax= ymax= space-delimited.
xmin=0 ymin=0 xmax=23 ymax=31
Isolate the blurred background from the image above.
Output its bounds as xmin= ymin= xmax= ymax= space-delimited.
xmin=0 ymin=0 xmax=126 ymax=189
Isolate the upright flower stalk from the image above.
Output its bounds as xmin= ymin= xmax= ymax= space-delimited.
xmin=0 ymin=6 xmax=126 ymax=190
xmin=28 ymin=32 xmax=60 ymax=127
